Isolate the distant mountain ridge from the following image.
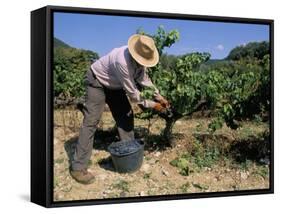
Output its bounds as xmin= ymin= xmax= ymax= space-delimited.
xmin=54 ymin=37 xmax=71 ymax=48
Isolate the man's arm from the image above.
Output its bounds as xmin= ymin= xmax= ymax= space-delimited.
xmin=134 ymin=67 xmax=160 ymax=96
xmin=135 ymin=68 xmax=170 ymax=108
xmin=115 ymin=62 xmax=157 ymax=108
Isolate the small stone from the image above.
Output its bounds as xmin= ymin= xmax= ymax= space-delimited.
xmin=148 ymin=159 xmax=156 ymax=165
xmin=139 ymin=191 xmax=145 ymax=196
xmin=155 ymin=152 xmax=161 ymax=157
xmin=215 ymin=174 xmax=223 ymax=181
xmin=241 ymin=171 xmax=248 ymax=180
xmin=97 ymin=174 xmax=107 ymax=181
xmin=259 ymin=158 xmax=270 ymax=165
xmin=58 ymin=194 xmax=64 ymax=199
xmin=161 ymin=169 xmax=169 ymax=177
xmin=141 ymin=163 xmax=150 ymax=173
xmin=205 ymin=167 xmax=211 ymax=171
xmin=103 ymin=189 xmax=112 ymax=195
xmin=120 ymin=191 xmax=127 ymax=197
xmin=88 ymin=168 xmax=95 ymax=174
xmin=54 ymin=138 xmax=59 ymax=145
xmin=175 ymin=121 xmax=182 ymax=125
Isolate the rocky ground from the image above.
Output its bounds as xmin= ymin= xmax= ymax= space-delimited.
xmin=53 ymin=109 xmax=270 ymax=201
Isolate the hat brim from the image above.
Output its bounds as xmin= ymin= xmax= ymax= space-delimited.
xmin=128 ymin=34 xmax=159 ymax=67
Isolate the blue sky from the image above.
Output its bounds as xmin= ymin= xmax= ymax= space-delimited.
xmin=54 ymin=12 xmax=269 ymax=59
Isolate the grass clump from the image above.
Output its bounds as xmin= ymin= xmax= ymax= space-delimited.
xmin=170 ymin=157 xmax=190 ymax=176
xmin=143 ymin=172 xmax=152 ymax=179
xmin=112 ymin=180 xmax=130 ymax=192
xmin=179 ymin=182 xmax=191 ymax=193
xmin=192 ymin=182 xmax=209 ymax=191
xmin=170 ymin=138 xmax=222 ymax=176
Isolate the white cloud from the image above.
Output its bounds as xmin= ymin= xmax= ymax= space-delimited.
xmin=216 ymin=44 xmax=224 ymax=51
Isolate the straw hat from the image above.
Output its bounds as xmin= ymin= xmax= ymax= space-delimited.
xmin=128 ymin=34 xmax=159 ymax=67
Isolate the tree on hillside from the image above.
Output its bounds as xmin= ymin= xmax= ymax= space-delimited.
xmin=226 ymin=41 xmax=269 ymax=61
xmin=53 ymin=38 xmax=99 ymax=104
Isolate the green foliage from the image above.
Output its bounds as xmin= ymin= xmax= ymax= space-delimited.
xmin=205 ymin=54 xmax=270 ymax=130
xmin=191 ymin=139 xmax=221 ymax=168
xmin=137 ymin=25 xmax=180 ymax=56
xmin=160 ymin=53 xmax=178 ymax=70
xmin=136 ymin=86 xmax=158 ymax=120
xmin=170 ymin=157 xmax=190 ymax=176
xmin=179 ymin=182 xmax=191 ymax=193
xmin=136 ymin=26 xmax=180 ymax=122
xmin=192 ymin=183 xmax=209 ymax=190
xmin=208 ymin=117 xmax=224 ymax=133
xmin=140 ymin=86 xmax=157 ymax=100
xmin=54 ymin=29 xmax=270 ymax=141
xmin=253 ymin=165 xmax=269 ymax=179
xmin=53 ymin=38 xmax=99 ymax=100
xmin=158 ymin=52 xmax=210 ymax=116
xmin=139 ymin=28 xmax=210 ymax=118
xmin=138 ymin=27 xmax=270 ymax=138
xmin=170 ymin=138 xmax=221 ymax=175
xmin=111 ymin=180 xmax=130 ymax=192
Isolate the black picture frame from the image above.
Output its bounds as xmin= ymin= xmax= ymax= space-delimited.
xmin=31 ymin=5 xmax=274 ymax=208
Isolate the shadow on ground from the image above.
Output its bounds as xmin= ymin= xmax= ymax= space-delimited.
xmin=193 ymin=131 xmax=270 ymax=164
xmin=97 ymin=156 xmax=115 ymax=172
xmin=64 ymin=128 xmax=270 ymax=173
xmin=63 ymin=126 xmax=174 ymax=172
xmin=64 ymin=135 xmax=116 ymax=172
xmin=230 ymin=134 xmax=270 ymax=164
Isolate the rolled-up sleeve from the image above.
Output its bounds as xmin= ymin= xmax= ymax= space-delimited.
xmin=115 ymin=62 xmax=156 ymax=108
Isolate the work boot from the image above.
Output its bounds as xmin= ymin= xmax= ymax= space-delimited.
xmin=70 ymin=168 xmax=95 ymax=184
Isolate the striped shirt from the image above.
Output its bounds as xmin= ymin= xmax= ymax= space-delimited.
xmin=91 ymin=45 xmax=159 ymax=108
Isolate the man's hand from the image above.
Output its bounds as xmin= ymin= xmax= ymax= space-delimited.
xmin=153 ymin=103 xmax=167 ymax=113
xmin=154 ymin=94 xmax=170 ymax=108
xmin=159 ymin=97 xmax=170 ymax=108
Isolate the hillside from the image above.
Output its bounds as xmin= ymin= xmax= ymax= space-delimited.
xmin=53 ymin=37 xmax=99 ymax=100
xmin=226 ymin=41 xmax=269 ymax=60
xmin=54 ymin=37 xmax=71 ymax=48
